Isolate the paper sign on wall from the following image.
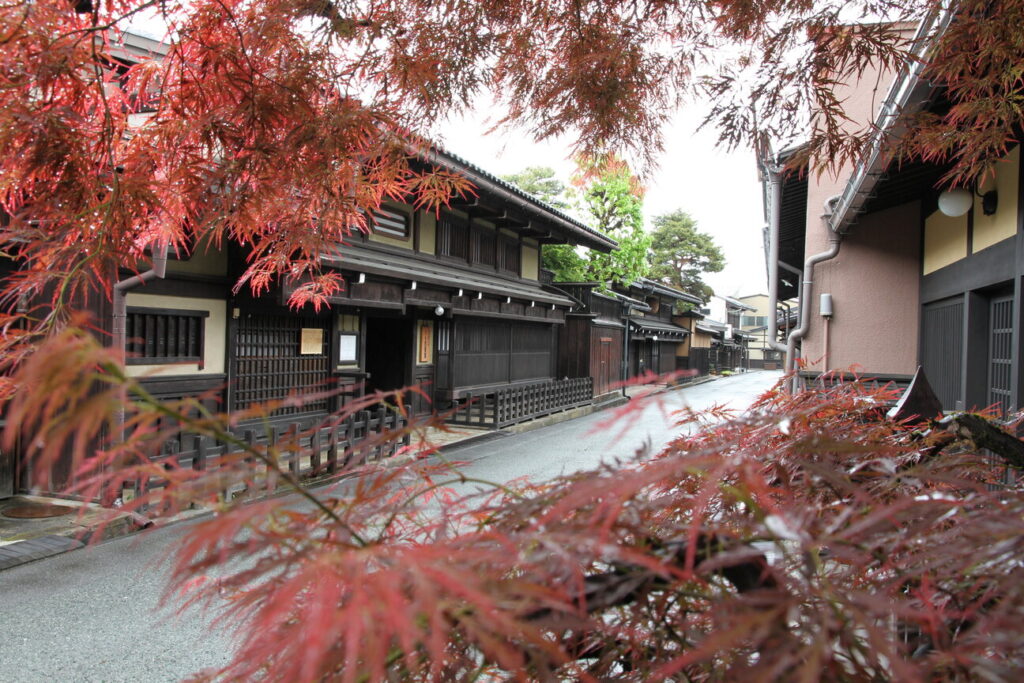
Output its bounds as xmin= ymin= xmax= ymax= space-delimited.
xmin=300 ymin=328 xmax=323 ymax=355
xmin=338 ymin=333 xmax=358 ymax=363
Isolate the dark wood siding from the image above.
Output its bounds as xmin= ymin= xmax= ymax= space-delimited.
xmin=452 ymin=319 xmax=555 ymax=390
xmin=921 ymin=297 xmax=964 ymax=411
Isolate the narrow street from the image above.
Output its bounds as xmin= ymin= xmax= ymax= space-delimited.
xmin=0 ymin=371 xmax=781 ymax=682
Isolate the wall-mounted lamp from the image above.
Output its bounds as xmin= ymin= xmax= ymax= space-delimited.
xmin=937 ymin=188 xmax=973 ymax=217
xmin=410 ymin=280 xmax=417 ymax=290
xmin=434 ymin=305 xmax=445 ymax=316
xmin=937 ymin=186 xmax=999 ymax=217
xmin=357 ymin=273 xmax=366 ymax=284
xmin=506 ymin=296 xmax=511 ymax=304
xmin=477 ymin=292 xmax=483 ymax=300
xmin=652 ymin=335 xmax=659 ymax=342
xmin=458 ymin=288 xmax=464 ymax=297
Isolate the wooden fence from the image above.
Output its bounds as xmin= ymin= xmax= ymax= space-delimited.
xmin=449 ymin=377 xmax=593 ymax=429
xmin=135 ymin=405 xmax=411 ymax=498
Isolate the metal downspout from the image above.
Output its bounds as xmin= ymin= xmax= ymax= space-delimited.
xmin=112 ymin=244 xmax=169 ymax=442
xmin=763 ymin=162 xmax=789 ymax=357
xmin=786 ymin=198 xmax=842 ymax=392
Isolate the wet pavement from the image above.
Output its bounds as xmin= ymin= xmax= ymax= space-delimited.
xmin=0 ymin=370 xmax=782 ymax=682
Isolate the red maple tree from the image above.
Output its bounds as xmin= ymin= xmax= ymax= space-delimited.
xmin=3 ymin=0 xmax=1024 ymax=679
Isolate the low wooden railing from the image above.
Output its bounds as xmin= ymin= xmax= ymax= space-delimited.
xmin=450 ymin=377 xmax=593 ymax=429
xmin=136 ymin=405 xmax=411 ymax=498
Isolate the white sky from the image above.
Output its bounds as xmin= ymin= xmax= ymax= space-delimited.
xmin=434 ymin=106 xmax=768 ymax=298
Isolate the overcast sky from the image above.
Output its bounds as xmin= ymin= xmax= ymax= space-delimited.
xmin=434 ymin=105 xmax=768 ymax=298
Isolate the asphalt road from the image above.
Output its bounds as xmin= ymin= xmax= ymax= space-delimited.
xmin=0 ymin=370 xmax=781 ymax=682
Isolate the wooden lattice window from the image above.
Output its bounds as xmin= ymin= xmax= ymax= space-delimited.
xmin=471 ymin=225 xmax=496 ymax=267
xmin=438 ymin=212 xmax=469 ymax=261
xmin=232 ymin=313 xmax=330 ymax=415
xmin=499 ymin=236 xmax=520 ymax=275
xmin=126 ymin=307 xmax=208 ymax=366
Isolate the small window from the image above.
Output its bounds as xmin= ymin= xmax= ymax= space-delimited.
xmin=438 ymin=212 xmax=469 ymax=261
xmin=498 ymin=236 xmax=520 ymax=275
xmin=369 ymin=206 xmax=410 ymax=239
xmin=126 ymin=307 xmax=208 ymax=367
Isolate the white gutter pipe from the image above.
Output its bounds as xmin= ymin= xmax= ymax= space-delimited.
xmin=786 ymin=197 xmax=842 ymax=392
xmin=775 ymin=3 xmax=954 ymax=392
xmin=112 ymin=244 xmax=169 ymax=442
xmin=763 ymin=162 xmax=788 ymax=356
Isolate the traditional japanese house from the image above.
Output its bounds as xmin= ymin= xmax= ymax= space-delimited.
xmin=555 ymin=283 xmax=646 ymax=397
xmin=123 ymin=150 xmax=617 ymax=434
xmin=619 ymin=279 xmax=701 ymax=379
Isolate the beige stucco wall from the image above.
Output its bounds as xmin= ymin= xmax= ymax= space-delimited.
xmin=521 ymin=244 xmax=539 ymax=280
xmin=124 ymin=293 xmax=227 ymax=377
xmin=802 ymin=201 xmax=921 ymax=375
xmin=799 ymin=40 xmax=921 ymax=376
xmin=419 ymin=211 xmax=436 ymax=254
xmin=922 ymin=210 xmax=968 ymax=275
xmin=973 ymin=146 xmax=1019 ymax=252
xmin=166 ymin=240 xmax=228 ymax=277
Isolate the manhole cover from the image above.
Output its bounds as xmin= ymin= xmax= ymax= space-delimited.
xmin=2 ymin=504 xmax=75 ymax=519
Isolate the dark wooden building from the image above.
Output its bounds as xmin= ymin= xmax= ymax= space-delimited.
xmin=620 ymin=279 xmax=700 ymax=380
xmin=1 ymin=149 xmax=619 ymax=498
xmin=556 ymin=284 xmax=642 ymax=397
xmin=124 ymin=150 xmax=616 ymax=423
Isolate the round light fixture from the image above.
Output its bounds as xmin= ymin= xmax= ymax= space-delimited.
xmin=937 ymin=188 xmax=973 ymax=217
xmin=434 ymin=305 xmax=445 ymax=316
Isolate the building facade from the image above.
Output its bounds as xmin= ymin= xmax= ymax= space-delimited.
xmin=764 ymin=13 xmax=1023 ymax=413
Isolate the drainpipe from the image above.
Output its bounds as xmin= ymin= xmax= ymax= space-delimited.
xmin=763 ymin=161 xmax=789 ymax=358
xmin=112 ymin=244 xmax=169 ymax=441
xmin=786 ymin=197 xmax=842 ymax=392
xmin=621 ymin=306 xmax=633 ymax=398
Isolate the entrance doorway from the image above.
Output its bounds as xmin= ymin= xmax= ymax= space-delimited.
xmin=364 ymin=316 xmax=413 ymax=394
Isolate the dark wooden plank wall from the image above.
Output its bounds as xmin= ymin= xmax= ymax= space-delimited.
xmin=657 ymin=341 xmax=677 ymax=375
xmin=452 ymin=319 xmax=555 ymax=389
xmin=590 ymin=326 xmax=623 ymax=394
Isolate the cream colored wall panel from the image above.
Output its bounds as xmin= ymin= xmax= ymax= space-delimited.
xmin=419 ymin=211 xmax=436 ymax=254
xmin=521 ymin=245 xmax=539 ymax=281
xmin=923 ymin=211 xmax=968 ymax=275
xmin=973 ymin=146 xmax=1019 ymax=252
xmin=124 ymin=293 xmax=227 ymax=377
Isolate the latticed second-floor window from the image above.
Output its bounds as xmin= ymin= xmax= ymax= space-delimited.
xmin=126 ymin=307 xmax=208 ymax=366
xmin=438 ymin=212 xmax=469 ymax=261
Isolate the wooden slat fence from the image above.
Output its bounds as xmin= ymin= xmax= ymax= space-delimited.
xmin=136 ymin=405 xmax=411 ymax=498
xmin=450 ymin=377 xmax=593 ymax=429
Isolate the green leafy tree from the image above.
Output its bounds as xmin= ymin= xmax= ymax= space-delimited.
xmin=576 ymin=160 xmax=651 ymax=289
xmin=648 ymin=210 xmax=725 ymax=303
xmin=502 ymin=167 xmax=588 ymax=281
xmin=513 ymin=160 xmax=652 ymax=287
xmin=500 ymin=167 xmax=571 ymax=210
